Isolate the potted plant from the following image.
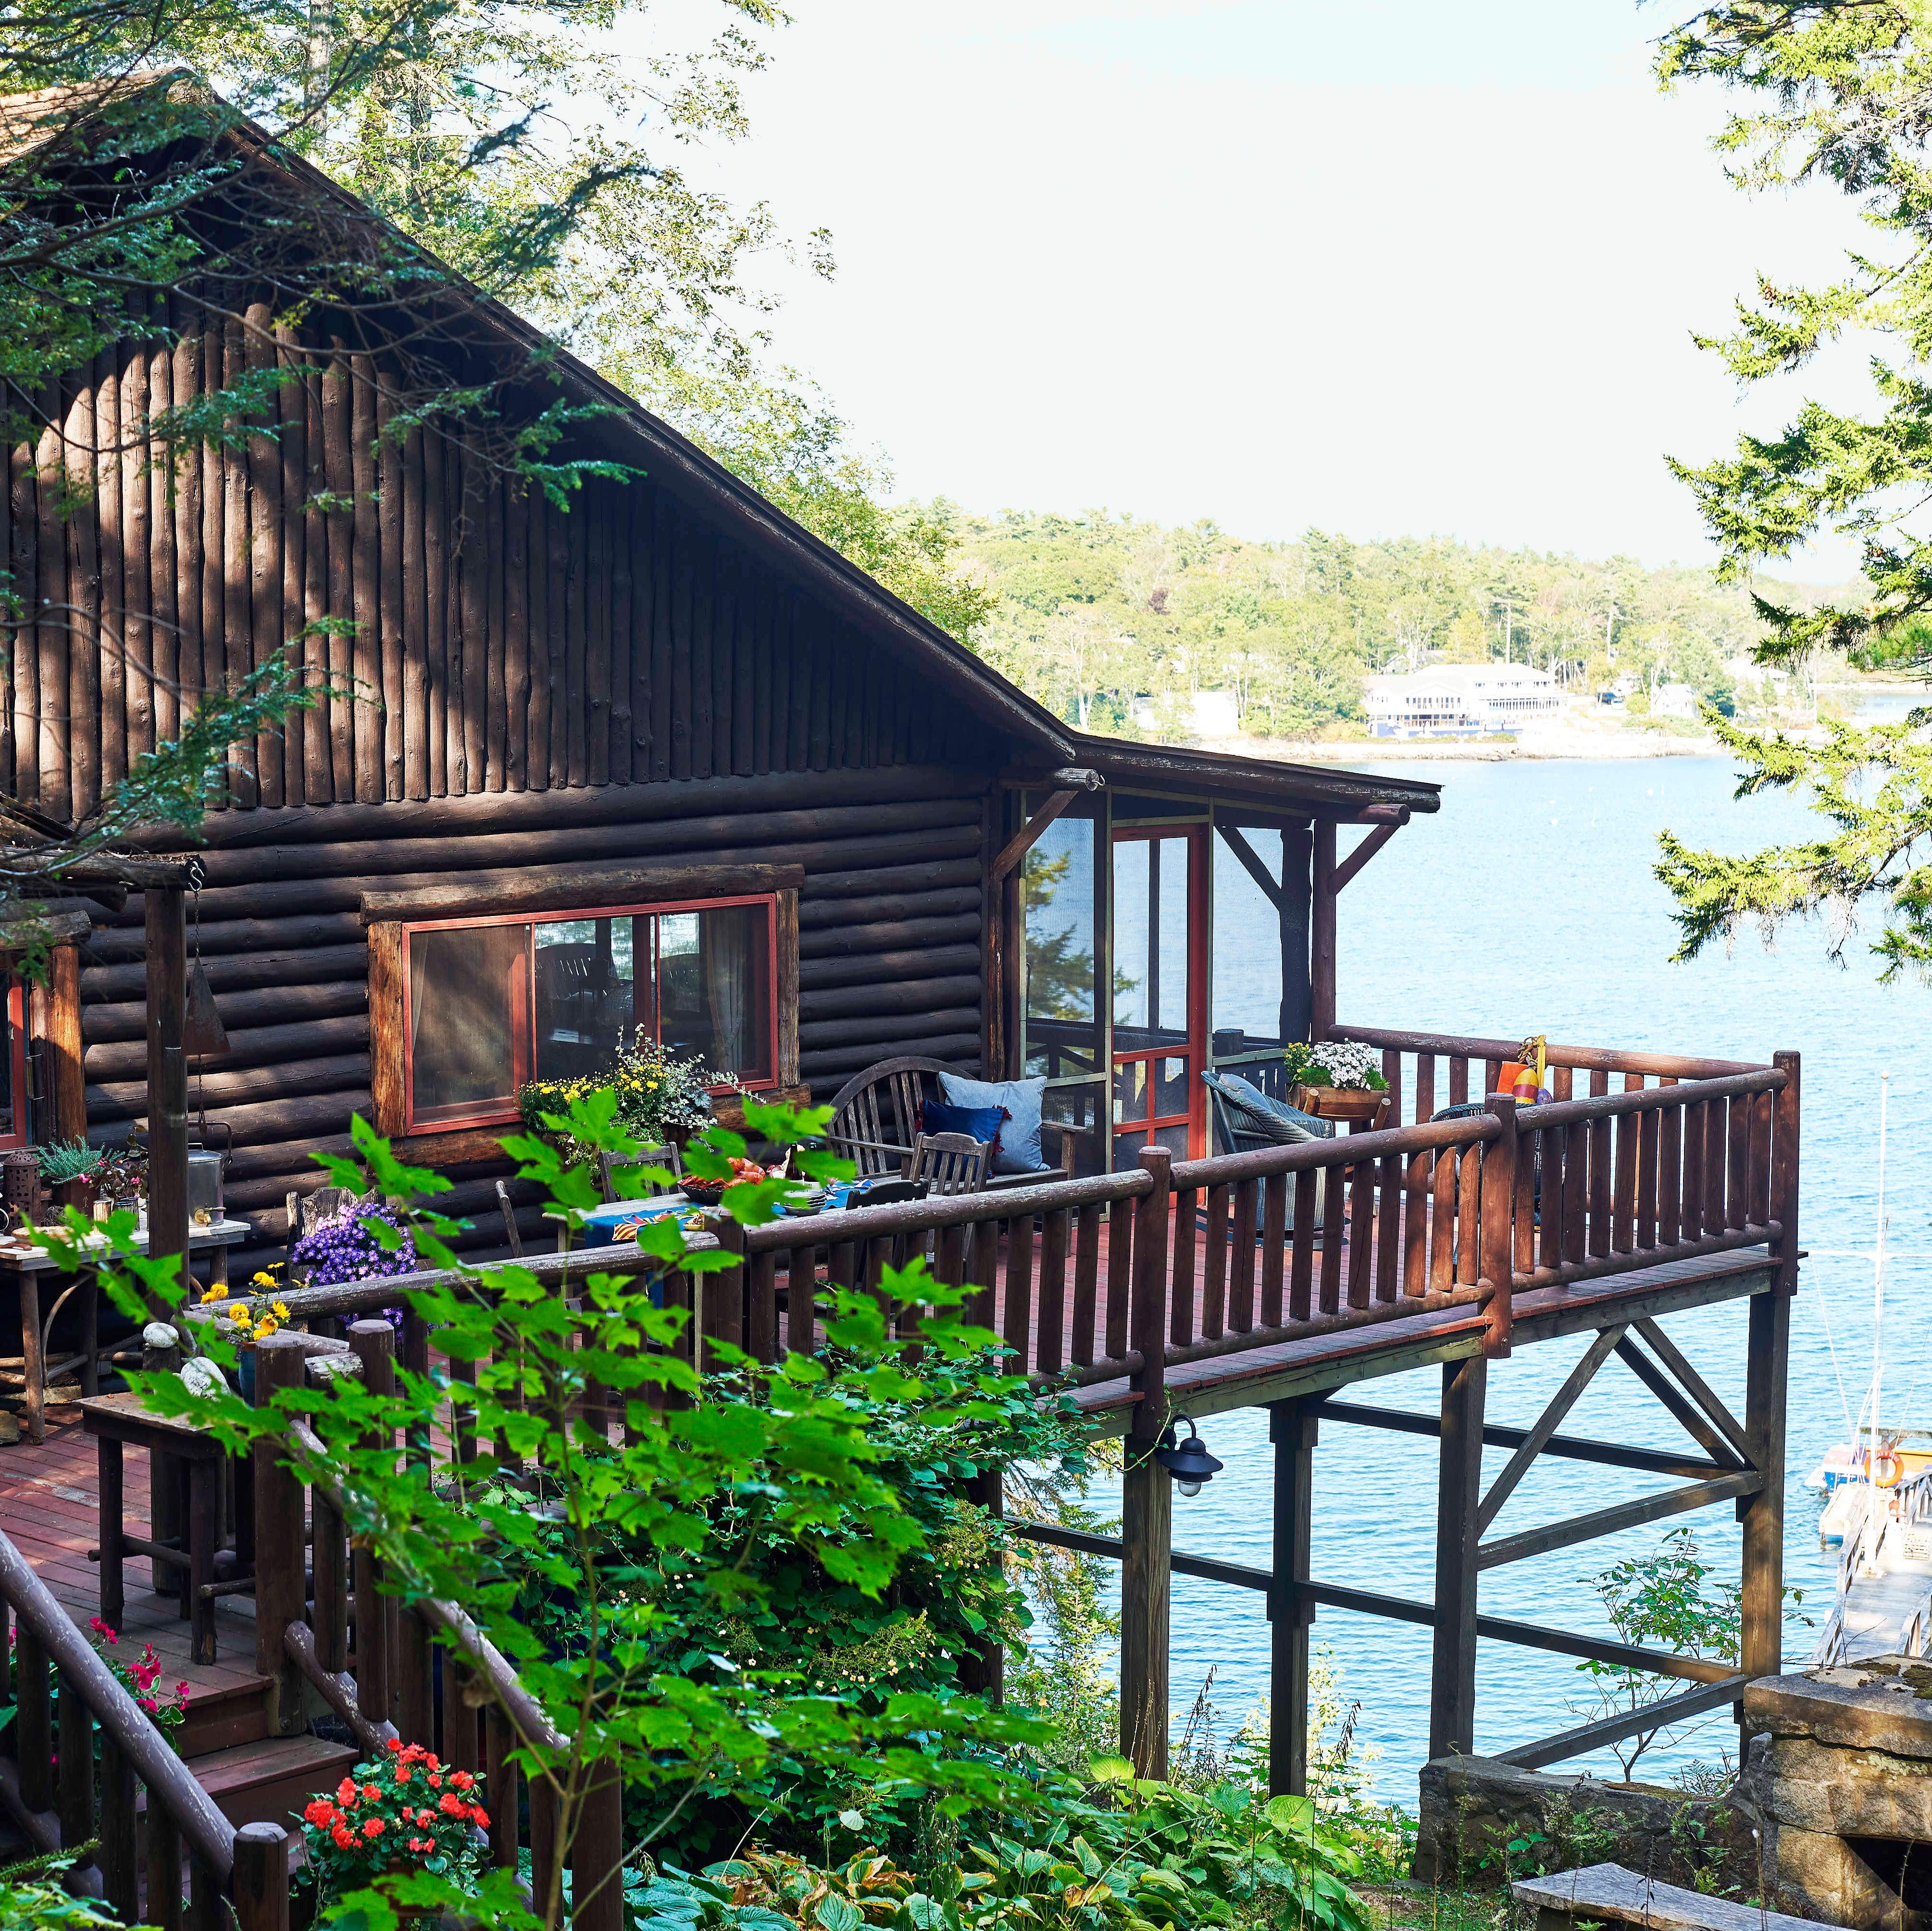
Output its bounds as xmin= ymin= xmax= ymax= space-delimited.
xmin=197 ymin=1278 xmax=292 ymax=1401
xmin=298 ymin=1739 xmax=488 ymax=1920
xmin=34 ymin=1139 xmax=105 ymax=1217
xmin=1282 ymin=1041 xmax=1390 ymax=1124
xmin=290 ymin=1199 xmax=417 ymax=1287
xmin=518 ymin=1030 xmax=725 ymax=1167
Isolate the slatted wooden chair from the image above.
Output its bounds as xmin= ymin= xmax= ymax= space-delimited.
xmin=908 ymin=1132 xmax=993 ymax=1198
xmin=824 ymin=1056 xmax=1076 ymax=1191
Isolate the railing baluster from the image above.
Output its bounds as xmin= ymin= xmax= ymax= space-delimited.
xmin=1483 ymin=1058 xmax=1501 ymax=1100
xmin=1105 ymin=1197 xmax=1133 ymax=1357
xmin=1414 ymin=1051 xmax=1436 ymax=1127
xmin=100 ymin=1730 xmax=137 ymax=1921
xmin=1727 ymin=1094 xmax=1751 ymax=1230
xmin=1383 ymin=1048 xmax=1404 ymax=1130
xmin=786 ymin=1244 xmax=817 ymax=1355
xmin=1005 ymin=1215 xmax=1036 ymax=1371
xmin=1402 ymin=1141 xmax=1428 ymax=1299
xmin=1683 ymin=1097 xmax=1708 ymax=1237
xmin=17 ymin=1621 xmax=50 ymax=1815
xmin=1511 ymin=1128 xmax=1534 ymax=1279
xmin=1071 ymin=1204 xmax=1100 ymax=1364
xmin=1200 ymin=1187 xmax=1228 ymax=1340
xmin=148 ymin=1799 xmax=183 ymax=1931
xmin=1449 ymin=1057 xmax=1469 ymax=1107
xmin=1038 ymin=1208 xmax=1069 ymax=1370
xmin=347 ymin=1320 xmax=395 ymax=1730
xmin=232 ymin=1823 xmax=291 ymax=1931
xmin=187 ymin=1856 xmax=222 ymax=1931
xmin=1750 ymin=1088 xmax=1773 ymax=1224
xmin=1319 ymin=1155 xmax=1346 ymax=1312
xmin=1480 ymin=1096 xmax=1517 ymax=1355
xmin=1429 ymin=1146 xmax=1455 ymax=1292
xmin=1637 ymin=1090 xmax=1659 ymax=1249
xmin=485 ymin=1704 xmax=519 ymax=1871
xmin=1377 ymin=1150 xmax=1402 ymax=1301
xmin=1587 ymin=1068 xmax=1611 ymax=1256
xmin=313 ymin=1480 xmax=348 ymax=1676
xmin=397 ymin=1605 xmax=434 ymax=1750
xmin=1347 ymin=1150 xmax=1373 ymax=1309
xmin=574 ymin=1755 xmax=626 ymax=1931
xmin=1455 ymin=1136 xmax=1483 ymax=1285
xmin=1658 ymin=1082 xmax=1682 ymax=1244
xmin=1259 ymin=1174 xmax=1287 ymax=1326
xmin=401 ymin=1306 xmax=432 ymax=1468
xmin=450 ymin=1660 xmax=481 ymax=1782
xmin=1707 ymin=1096 xmax=1731 ymax=1234
xmin=1130 ymin=1149 xmax=1170 ymax=1424
xmin=748 ymin=1250 xmax=778 ymax=1363
xmin=57 ymin=1667 xmax=92 ymax=1867
xmin=1229 ymin=1180 xmax=1257 ymax=1330
xmin=530 ymin=1771 xmax=562 ymax=1929
xmin=1612 ymin=1074 xmax=1641 ymax=1252
xmin=1167 ymin=1175 xmax=1197 ymax=1345
xmin=1291 ymin=1172 xmax=1316 ymax=1318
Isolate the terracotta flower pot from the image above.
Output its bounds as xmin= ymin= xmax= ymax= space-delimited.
xmin=53 ymin=1177 xmax=97 ymax=1216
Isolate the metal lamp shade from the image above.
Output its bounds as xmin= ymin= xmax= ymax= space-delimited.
xmin=184 ymin=961 xmax=228 ymax=1058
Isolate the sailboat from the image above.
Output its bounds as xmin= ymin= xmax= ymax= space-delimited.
xmin=1807 ymin=1075 xmax=1932 ymax=1665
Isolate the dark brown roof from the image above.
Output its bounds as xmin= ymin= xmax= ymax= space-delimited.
xmin=4 ymin=75 xmax=1443 ymax=821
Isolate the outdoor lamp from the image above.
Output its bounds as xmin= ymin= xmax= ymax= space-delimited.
xmin=1154 ymin=1415 xmax=1223 ymax=1497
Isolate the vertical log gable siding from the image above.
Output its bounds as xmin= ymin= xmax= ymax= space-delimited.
xmin=3 ymin=332 xmax=1010 ymax=1276
xmin=1 ymin=324 xmax=998 ymax=820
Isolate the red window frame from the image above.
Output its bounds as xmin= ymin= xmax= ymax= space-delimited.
xmin=1110 ymin=825 xmax=1209 ymax=1162
xmin=0 ymin=980 xmax=26 ymax=1151
xmin=400 ymin=894 xmax=782 ymax=1135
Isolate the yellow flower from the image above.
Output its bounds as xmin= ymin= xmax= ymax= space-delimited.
xmin=251 ymin=1269 xmax=279 ymax=1288
xmin=228 ymin=1303 xmax=249 ymax=1323
xmin=272 ymin=1301 xmax=290 ymax=1320
xmin=200 ymin=1283 xmax=228 ymax=1304
xmin=254 ymin=1317 xmax=278 ymax=1339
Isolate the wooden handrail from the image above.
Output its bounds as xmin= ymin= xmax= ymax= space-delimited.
xmin=1168 ymin=1110 xmax=1498 ymax=1190
xmin=1160 ymin=1281 xmax=1490 ymax=1370
xmin=1329 ymin=1023 xmax=1770 ymax=1081
xmin=284 ymin=1620 xmax=395 ymax=1755
xmin=0 ymin=1525 xmax=237 ymax=1880
xmin=1524 ymin=1066 xmax=1786 ymax=1130
xmin=287 ymin=1417 xmax=569 ymax=1755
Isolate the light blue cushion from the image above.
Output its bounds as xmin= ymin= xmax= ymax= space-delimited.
xmin=1211 ymin=1073 xmax=1334 ymax=1144
xmin=938 ymin=1070 xmax=1048 ymax=1176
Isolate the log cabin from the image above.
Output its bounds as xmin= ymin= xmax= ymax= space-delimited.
xmin=0 ymin=78 xmax=1439 ymax=1278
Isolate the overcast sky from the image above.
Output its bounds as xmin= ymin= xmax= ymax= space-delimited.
xmin=638 ymin=0 xmax=1876 ymax=576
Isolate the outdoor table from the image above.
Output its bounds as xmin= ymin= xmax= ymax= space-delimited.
xmin=0 ymin=1219 xmax=252 ymax=1443
xmin=80 ymin=1390 xmax=234 ymax=1665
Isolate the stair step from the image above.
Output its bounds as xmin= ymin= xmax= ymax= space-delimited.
xmin=175 ymin=1675 xmax=274 ymax=1760
xmin=148 ymin=1732 xmax=360 ymax=1836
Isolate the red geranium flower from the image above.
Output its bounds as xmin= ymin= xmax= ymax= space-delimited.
xmin=362 ymin=1817 xmax=384 ymax=1839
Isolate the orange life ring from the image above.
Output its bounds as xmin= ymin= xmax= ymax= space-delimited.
xmin=1874 ymin=1447 xmax=1904 ymax=1489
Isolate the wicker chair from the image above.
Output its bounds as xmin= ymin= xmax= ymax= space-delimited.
xmin=824 ymin=1056 xmax=1077 ymax=1193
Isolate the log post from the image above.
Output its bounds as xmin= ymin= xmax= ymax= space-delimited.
xmin=1309 ymin=819 xmax=1336 ymax=1044
xmin=1120 ymin=1145 xmax=1172 ymax=1778
xmin=1428 ymin=1354 xmax=1486 ymax=1760
xmin=44 ymin=941 xmax=84 ymax=1139
xmin=231 ymin=1821 xmax=290 ymax=1931
xmin=572 ymin=1756 xmax=625 ymax=1931
xmin=347 ymin=1319 xmax=396 ymax=1730
xmin=1268 ymin=1398 xmax=1319 ymax=1797
xmin=252 ymin=1334 xmax=309 ymax=1735
xmin=146 ymin=883 xmax=188 ymax=1585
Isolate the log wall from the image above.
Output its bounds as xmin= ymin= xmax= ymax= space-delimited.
xmin=1 ymin=316 xmax=1009 ymax=824
xmin=80 ymin=769 xmax=991 ymax=1277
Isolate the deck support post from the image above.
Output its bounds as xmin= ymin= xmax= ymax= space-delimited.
xmin=1120 ymin=1142 xmax=1174 ymax=1777
xmin=253 ymin=1334 xmax=310 ymax=1736
xmin=1429 ymin=1354 xmax=1486 ymax=1759
xmin=1268 ymin=1398 xmax=1319 ymax=1796
xmin=146 ymin=882 xmax=188 ymax=1588
xmin=1739 ymin=1284 xmax=1790 ymax=1686
xmin=1310 ymin=821 xmax=1336 ymax=1043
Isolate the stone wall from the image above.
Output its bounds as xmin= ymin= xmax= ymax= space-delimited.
xmin=1415 ymin=1755 xmax=1763 ymax=1897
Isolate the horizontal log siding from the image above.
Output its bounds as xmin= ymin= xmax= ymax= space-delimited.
xmin=83 ymin=767 xmax=987 ymax=1276
xmin=5 ymin=331 xmax=1007 ymax=824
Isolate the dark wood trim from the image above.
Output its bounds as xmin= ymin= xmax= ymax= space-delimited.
xmin=359 ymin=859 xmax=807 ymax=923
xmin=1476 ymin=1469 xmax=1761 ymax=1571
xmin=367 ymin=920 xmax=403 ymax=1137
xmin=991 ymin=788 xmax=1078 ymax=882
xmin=1310 ymin=820 xmax=1335 ymax=1043
xmin=1316 ymin=1398 xmax=1733 ymax=1480
xmin=774 ymin=887 xmax=800 ymax=1089
xmin=44 ymin=941 xmax=84 ymax=1139
xmin=1332 ymin=820 xmax=1401 ymax=894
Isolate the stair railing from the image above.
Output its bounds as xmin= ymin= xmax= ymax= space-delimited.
xmin=0 ymin=1521 xmax=290 ymax=1929
xmin=250 ymin=1325 xmax=626 ymax=1931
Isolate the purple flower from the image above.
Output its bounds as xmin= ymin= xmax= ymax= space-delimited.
xmin=292 ymin=1201 xmax=417 ymax=1286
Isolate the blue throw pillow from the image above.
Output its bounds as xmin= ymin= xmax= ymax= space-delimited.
xmin=939 ymin=1071 xmax=1048 ymax=1175
xmin=922 ymin=1099 xmax=1007 ymax=1153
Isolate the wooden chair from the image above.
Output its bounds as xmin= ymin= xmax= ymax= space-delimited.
xmin=494 ymin=1179 xmax=524 ymax=1258
xmin=597 ymin=1142 xmax=681 ymax=1204
xmin=907 ymin=1132 xmax=993 ymax=1198
xmin=824 ymin=1056 xmax=1079 ymax=1192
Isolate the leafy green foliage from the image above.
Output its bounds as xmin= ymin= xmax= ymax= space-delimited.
xmin=1649 ymin=5 xmax=1932 ymax=968
xmin=56 ymin=1093 xmax=1071 ymax=1930
xmin=1569 ymin=1528 xmax=1740 ymax=1780
xmin=955 ymin=512 xmax=1767 ymax=740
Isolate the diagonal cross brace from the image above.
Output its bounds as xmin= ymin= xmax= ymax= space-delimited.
xmin=1616 ymin=1335 xmax=1747 ymax=1471
xmin=1634 ymin=1316 xmax=1753 ymax=1464
xmin=1476 ymin=1324 xmax=1627 ymax=1536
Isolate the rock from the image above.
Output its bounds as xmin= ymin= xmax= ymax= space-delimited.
xmin=178 ymin=1357 xmax=228 ymax=1401
xmin=43 ymin=1382 xmax=81 ymax=1404
xmin=142 ymin=1321 xmax=179 ymax=1350
xmin=0 ymin=1411 xmax=22 ymax=1444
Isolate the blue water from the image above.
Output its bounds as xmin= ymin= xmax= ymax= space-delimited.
xmin=1074 ymin=751 xmax=1928 ymax=1798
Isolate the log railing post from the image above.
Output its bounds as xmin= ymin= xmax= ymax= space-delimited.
xmin=1428 ymin=1353 xmax=1486 ymax=1760
xmin=573 ymin=1757 xmax=625 ymax=1931
xmin=17 ymin=1621 xmax=50 ymax=1813
xmin=347 ymin=1319 xmax=396 ymax=1731
xmin=253 ymin=1335 xmax=309 ymax=1735
xmin=1268 ymin=1398 xmax=1319 ymax=1797
xmin=1120 ymin=1147 xmax=1172 ymax=1779
xmin=231 ymin=1821 xmax=290 ymax=1931
xmin=1480 ymin=1096 xmax=1516 ymax=1359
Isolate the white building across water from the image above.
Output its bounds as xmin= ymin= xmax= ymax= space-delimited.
xmin=1364 ymin=663 xmax=1562 ymax=738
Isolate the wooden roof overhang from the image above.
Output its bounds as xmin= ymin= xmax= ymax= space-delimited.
xmin=0 ymin=75 xmax=1078 ymax=770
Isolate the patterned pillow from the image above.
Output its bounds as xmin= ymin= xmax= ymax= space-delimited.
xmin=1209 ymin=1073 xmax=1334 ymax=1145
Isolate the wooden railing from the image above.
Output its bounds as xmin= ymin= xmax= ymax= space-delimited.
xmin=0 ymin=1523 xmax=289 ymax=1930
xmin=245 ymin=1325 xmax=630 ymax=1931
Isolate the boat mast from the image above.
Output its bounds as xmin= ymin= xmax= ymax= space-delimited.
xmin=1863 ymin=1072 xmax=1891 ymax=1577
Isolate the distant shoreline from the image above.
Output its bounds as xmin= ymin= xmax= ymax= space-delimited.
xmin=1190 ymin=727 xmax=1728 ymax=765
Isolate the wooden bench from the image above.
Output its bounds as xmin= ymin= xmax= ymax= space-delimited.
xmin=1512 ymin=1863 xmax=1816 ymax=1931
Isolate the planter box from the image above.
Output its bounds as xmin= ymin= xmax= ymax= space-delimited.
xmin=1291 ymin=1083 xmax=1389 ymax=1126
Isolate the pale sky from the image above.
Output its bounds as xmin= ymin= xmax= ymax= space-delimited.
xmin=640 ymin=0 xmax=1878 ymax=576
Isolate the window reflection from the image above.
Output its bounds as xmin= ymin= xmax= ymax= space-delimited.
xmin=1023 ymin=815 xmax=1098 ymax=1079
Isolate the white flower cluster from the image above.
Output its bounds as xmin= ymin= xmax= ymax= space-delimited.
xmin=1312 ymin=1040 xmax=1383 ymax=1091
